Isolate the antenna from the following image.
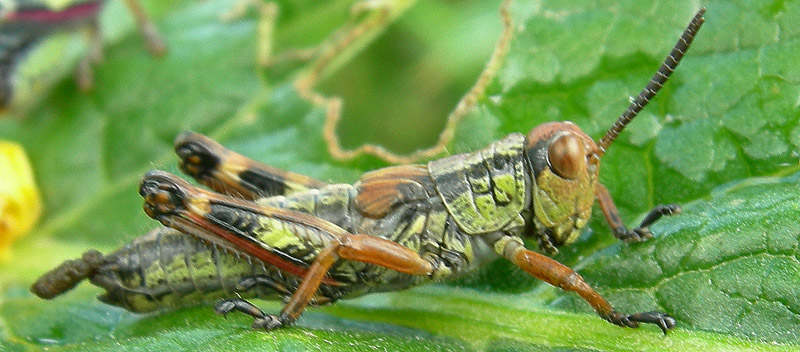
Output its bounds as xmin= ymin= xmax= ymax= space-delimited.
xmin=596 ymin=8 xmax=706 ymax=156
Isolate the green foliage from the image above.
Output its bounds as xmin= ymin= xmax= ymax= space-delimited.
xmin=1 ymin=0 xmax=799 ymax=350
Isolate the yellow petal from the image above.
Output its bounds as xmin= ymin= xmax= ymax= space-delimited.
xmin=0 ymin=141 xmax=42 ymax=260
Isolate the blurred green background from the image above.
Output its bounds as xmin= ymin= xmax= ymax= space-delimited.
xmin=320 ymin=0 xmax=503 ymax=153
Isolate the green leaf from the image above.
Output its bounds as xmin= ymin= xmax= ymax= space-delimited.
xmin=551 ymin=174 xmax=800 ymax=343
xmin=1 ymin=0 xmax=799 ymax=350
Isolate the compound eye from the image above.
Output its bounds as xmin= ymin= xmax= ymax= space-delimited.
xmin=547 ymin=133 xmax=586 ymax=180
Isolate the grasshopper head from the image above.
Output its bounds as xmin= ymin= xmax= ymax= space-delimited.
xmin=524 ymin=122 xmax=601 ymax=254
xmin=517 ymin=8 xmax=704 ymax=255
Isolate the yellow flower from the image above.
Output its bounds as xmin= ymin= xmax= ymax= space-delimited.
xmin=0 ymin=141 xmax=42 ymax=260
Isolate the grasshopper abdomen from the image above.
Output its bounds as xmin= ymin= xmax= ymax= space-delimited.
xmin=32 ymin=228 xmax=299 ymax=312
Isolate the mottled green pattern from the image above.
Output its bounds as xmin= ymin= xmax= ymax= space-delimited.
xmin=530 ymin=165 xmax=594 ymax=247
xmin=244 ymin=178 xmax=490 ymax=292
xmin=92 ymin=228 xmax=285 ymax=312
xmin=428 ymin=133 xmax=528 ymax=234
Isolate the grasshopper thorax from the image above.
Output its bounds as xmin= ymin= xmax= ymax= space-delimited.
xmin=524 ymin=122 xmax=601 ymax=254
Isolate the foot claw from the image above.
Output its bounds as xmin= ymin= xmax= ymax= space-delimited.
xmin=607 ymin=311 xmax=676 ymax=334
xmin=662 ymin=204 xmax=682 ymax=216
xmin=252 ymin=314 xmax=288 ymax=331
xmin=618 ymin=203 xmax=682 ymax=242
xmin=213 ymin=298 xmax=269 ymax=327
xmin=629 ymin=311 xmax=677 ymax=335
xmin=619 ymin=228 xmax=653 ymax=243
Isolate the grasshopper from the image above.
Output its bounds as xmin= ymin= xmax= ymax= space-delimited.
xmin=0 ymin=0 xmax=165 ymax=110
xmin=33 ymin=8 xmax=705 ymax=334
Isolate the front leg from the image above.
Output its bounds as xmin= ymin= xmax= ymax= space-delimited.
xmin=595 ymin=184 xmax=681 ymax=242
xmin=497 ymin=237 xmax=676 ymax=333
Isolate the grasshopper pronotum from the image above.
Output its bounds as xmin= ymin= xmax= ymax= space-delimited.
xmin=33 ymin=8 xmax=705 ymax=334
